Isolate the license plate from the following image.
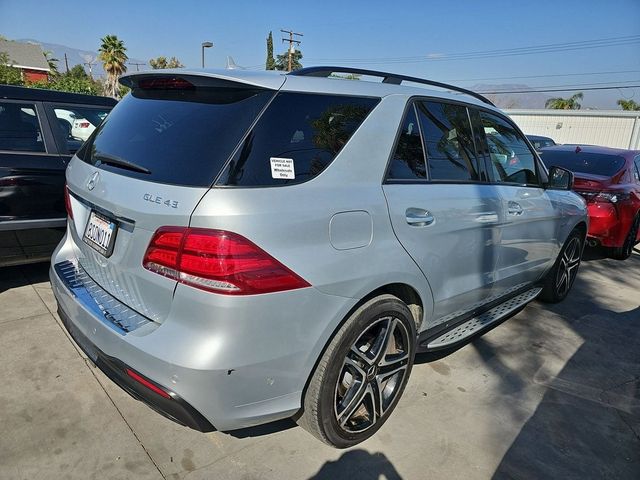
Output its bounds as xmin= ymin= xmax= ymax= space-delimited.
xmin=83 ymin=210 xmax=118 ymax=257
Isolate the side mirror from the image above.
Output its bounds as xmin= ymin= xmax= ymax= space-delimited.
xmin=547 ymin=166 xmax=574 ymax=190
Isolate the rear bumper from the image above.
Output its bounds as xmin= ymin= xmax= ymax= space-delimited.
xmin=50 ymin=231 xmax=357 ymax=431
xmin=586 ymin=203 xmax=625 ymax=247
xmin=57 ymin=305 xmax=214 ymax=431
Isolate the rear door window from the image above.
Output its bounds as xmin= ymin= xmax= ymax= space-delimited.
xmin=385 ymin=104 xmax=426 ymax=181
xmin=0 ymin=102 xmax=46 ymax=153
xmin=77 ymin=84 xmax=275 ymax=187
xmin=51 ymin=105 xmax=112 ymax=155
xmin=217 ymin=93 xmax=379 ymax=186
xmin=416 ymin=101 xmax=480 ymax=181
xmin=634 ymin=156 xmax=640 ymax=182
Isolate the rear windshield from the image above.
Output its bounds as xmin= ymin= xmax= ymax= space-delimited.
xmin=77 ymin=85 xmax=275 ymax=187
xmin=542 ymin=150 xmax=626 ymax=177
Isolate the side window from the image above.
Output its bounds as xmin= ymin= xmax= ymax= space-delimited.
xmin=53 ymin=106 xmax=111 ymax=154
xmin=417 ymin=101 xmax=479 ymax=181
xmin=218 ymin=93 xmax=379 ymax=186
xmin=634 ymin=157 xmax=640 ymax=182
xmin=480 ymin=112 xmax=540 ymax=186
xmin=386 ymin=104 xmax=426 ymax=181
xmin=0 ymin=102 xmax=46 ymax=152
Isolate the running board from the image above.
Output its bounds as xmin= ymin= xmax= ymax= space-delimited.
xmin=423 ymin=287 xmax=542 ymax=350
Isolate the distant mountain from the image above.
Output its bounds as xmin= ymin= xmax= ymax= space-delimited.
xmin=16 ymin=38 xmax=148 ymax=77
xmin=470 ymin=83 xmax=552 ymax=109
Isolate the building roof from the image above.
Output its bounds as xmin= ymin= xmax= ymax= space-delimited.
xmin=0 ymin=39 xmax=50 ymax=72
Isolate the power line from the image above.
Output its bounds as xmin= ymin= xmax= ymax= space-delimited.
xmin=445 ymin=69 xmax=640 ymax=83
xmin=478 ymin=85 xmax=640 ymax=94
xmin=305 ymin=34 xmax=640 ymax=64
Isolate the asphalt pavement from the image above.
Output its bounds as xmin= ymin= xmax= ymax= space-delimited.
xmin=1 ymin=247 xmax=639 ymax=480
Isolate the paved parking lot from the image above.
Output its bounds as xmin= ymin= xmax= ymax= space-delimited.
xmin=1 ymin=248 xmax=639 ymax=480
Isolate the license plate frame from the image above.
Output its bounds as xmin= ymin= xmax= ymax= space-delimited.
xmin=83 ymin=210 xmax=118 ymax=257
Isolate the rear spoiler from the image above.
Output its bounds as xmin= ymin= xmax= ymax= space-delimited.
xmin=119 ymin=69 xmax=286 ymax=91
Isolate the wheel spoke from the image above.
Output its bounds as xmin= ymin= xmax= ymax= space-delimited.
xmin=371 ymin=317 xmax=395 ymax=365
xmin=336 ymin=372 xmax=368 ymax=427
xmin=349 ymin=345 xmax=374 ymax=367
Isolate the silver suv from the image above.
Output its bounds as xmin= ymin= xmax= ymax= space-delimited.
xmin=50 ymin=67 xmax=587 ymax=448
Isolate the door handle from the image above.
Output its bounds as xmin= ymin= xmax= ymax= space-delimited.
xmin=507 ymin=201 xmax=523 ymax=216
xmin=405 ymin=208 xmax=435 ymax=226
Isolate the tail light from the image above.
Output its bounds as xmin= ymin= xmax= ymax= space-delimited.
xmin=143 ymin=227 xmax=310 ymax=295
xmin=576 ymin=191 xmax=629 ymax=204
xmin=64 ymin=185 xmax=73 ymax=219
xmin=78 ymin=122 xmax=90 ymax=128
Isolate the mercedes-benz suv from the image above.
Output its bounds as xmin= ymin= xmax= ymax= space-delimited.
xmin=50 ymin=67 xmax=587 ymax=448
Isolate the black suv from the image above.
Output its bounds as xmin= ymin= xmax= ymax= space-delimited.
xmin=0 ymin=86 xmax=115 ymax=267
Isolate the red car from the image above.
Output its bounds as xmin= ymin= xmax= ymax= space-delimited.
xmin=541 ymin=144 xmax=640 ymax=259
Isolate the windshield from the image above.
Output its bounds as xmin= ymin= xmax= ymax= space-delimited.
xmin=77 ymin=85 xmax=275 ymax=187
xmin=541 ymin=150 xmax=626 ymax=177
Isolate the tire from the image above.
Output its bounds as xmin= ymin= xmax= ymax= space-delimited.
xmin=297 ymin=294 xmax=417 ymax=448
xmin=539 ymin=229 xmax=584 ymax=303
xmin=611 ymin=213 xmax=640 ymax=260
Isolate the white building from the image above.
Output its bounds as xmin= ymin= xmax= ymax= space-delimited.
xmin=505 ymin=109 xmax=640 ymax=150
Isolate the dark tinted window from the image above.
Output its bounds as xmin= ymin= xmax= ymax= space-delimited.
xmin=52 ymin=106 xmax=111 ymax=155
xmin=386 ymin=105 xmax=426 ymax=180
xmin=481 ymin=112 xmax=540 ymax=185
xmin=541 ymin=150 xmax=626 ymax=177
xmin=218 ymin=93 xmax=379 ymax=186
xmin=0 ymin=102 xmax=45 ymax=152
xmin=417 ymin=101 xmax=479 ymax=181
xmin=77 ymin=86 xmax=275 ymax=187
xmin=634 ymin=156 xmax=640 ymax=181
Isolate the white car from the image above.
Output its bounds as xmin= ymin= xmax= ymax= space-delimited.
xmin=55 ymin=109 xmax=105 ymax=141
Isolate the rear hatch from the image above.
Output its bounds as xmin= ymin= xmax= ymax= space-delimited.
xmin=64 ymin=72 xmax=283 ymax=323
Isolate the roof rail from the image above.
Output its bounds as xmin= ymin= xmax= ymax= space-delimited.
xmin=289 ymin=66 xmax=495 ymax=107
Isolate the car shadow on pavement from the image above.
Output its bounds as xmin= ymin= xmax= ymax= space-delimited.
xmin=488 ymin=254 xmax=640 ymax=479
xmin=307 ymin=449 xmax=402 ymax=480
xmin=0 ymin=261 xmax=50 ymax=293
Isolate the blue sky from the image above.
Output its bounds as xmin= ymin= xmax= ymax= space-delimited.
xmin=1 ymin=0 xmax=639 ymax=108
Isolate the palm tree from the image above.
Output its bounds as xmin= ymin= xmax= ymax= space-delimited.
xmin=545 ymin=92 xmax=583 ymax=110
xmin=617 ymin=99 xmax=640 ymax=111
xmin=43 ymin=50 xmax=59 ymax=76
xmin=98 ymin=35 xmax=128 ymax=98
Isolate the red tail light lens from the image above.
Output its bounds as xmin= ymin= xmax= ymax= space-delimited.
xmin=64 ymin=185 xmax=73 ymax=220
xmin=79 ymin=122 xmax=90 ymax=128
xmin=143 ymin=227 xmax=310 ymax=295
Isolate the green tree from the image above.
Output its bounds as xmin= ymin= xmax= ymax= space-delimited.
xmin=617 ymin=99 xmax=640 ymax=111
xmin=275 ymin=48 xmax=303 ymax=71
xmin=149 ymin=56 xmax=184 ymax=69
xmin=30 ymin=75 xmax=101 ymax=95
xmin=98 ymin=34 xmax=128 ymax=98
xmin=545 ymin=92 xmax=583 ymax=110
xmin=265 ymin=31 xmax=275 ymax=70
xmin=0 ymin=51 xmax=23 ymax=85
xmin=67 ymin=64 xmax=89 ymax=79
xmin=43 ymin=50 xmax=59 ymax=76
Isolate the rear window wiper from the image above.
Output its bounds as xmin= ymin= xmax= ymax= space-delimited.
xmin=94 ymin=153 xmax=151 ymax=174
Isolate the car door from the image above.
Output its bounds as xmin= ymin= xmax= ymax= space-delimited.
xmin=476 ymin=109 xmax=560 ymax=290
xmin=383 ymin=100 xmax=504 ymax=326
xmin=0 ymin=99 xmax=66 ymax=265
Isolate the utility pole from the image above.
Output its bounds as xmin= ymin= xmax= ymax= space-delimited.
xmin=128 ymin=61 xmax=146 ymax=72
xmin=280 ymin=29 xmax=303 ymax=72
xmin=83 ymin=61 xmax=94 ymax=79
xmin=64 ymin=53 xmax=69 ymax=73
